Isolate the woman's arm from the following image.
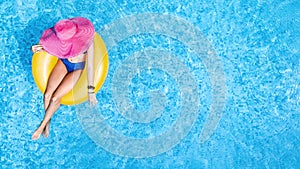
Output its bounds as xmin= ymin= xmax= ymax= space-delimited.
xmin=86 ymin=41 xmax=98 ymax=105
xmin=87 ymin=41 xmax=95 ymax=88
xmin=31 ymin=44 xmax=44 ymax=53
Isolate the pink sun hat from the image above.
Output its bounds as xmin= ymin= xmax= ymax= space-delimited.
xmin=40 ymin=17 xmax=95 ymax=59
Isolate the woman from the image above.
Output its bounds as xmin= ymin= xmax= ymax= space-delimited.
xmin=31 ymin=17 xmax=98 ymax=140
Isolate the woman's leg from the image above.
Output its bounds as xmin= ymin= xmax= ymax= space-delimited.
xmin=43 ymin=60 xmax=68 ymax=137
xmin=32 ymin=69 xmax=83 ymax=140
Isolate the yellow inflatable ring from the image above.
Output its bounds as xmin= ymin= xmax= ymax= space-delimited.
xmin=32 ymin=33 xmax=109 ymax=105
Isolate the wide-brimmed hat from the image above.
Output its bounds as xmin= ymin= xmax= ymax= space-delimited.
xmin=40 ymin=17 xmax=95 ymax=58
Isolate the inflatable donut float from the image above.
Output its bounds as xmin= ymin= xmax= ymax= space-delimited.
xmin=32 ymin=33 xmax=109 ymax=105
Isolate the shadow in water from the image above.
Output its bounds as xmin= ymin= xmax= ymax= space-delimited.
xmin=15 ymin=12 xmax=60 ymax=73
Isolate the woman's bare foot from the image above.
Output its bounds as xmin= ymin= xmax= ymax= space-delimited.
xmin=32 ymin=128 xmax=43 ymax=140
xmin=42 ymin=123 xmax=50 ymax=138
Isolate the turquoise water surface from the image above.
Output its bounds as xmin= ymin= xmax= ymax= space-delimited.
xmin=1 ymin=0 xmax=299 ymax=168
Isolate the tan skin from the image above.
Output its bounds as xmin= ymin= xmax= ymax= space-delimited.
xmin=31 ymin=43 xmax=98 ymax=140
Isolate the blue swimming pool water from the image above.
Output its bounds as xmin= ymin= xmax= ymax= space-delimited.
xmin=1 ymin=0 xmax=299 ymax=168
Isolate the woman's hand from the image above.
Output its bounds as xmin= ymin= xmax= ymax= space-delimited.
xmin=31 ymin=45 xmax=44 ymax=53
xmin=88 ymin=93 xmax=98 ymax=107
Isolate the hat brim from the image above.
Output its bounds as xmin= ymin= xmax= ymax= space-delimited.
xmin=40 ymin=17 xmax=95 ymax=58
